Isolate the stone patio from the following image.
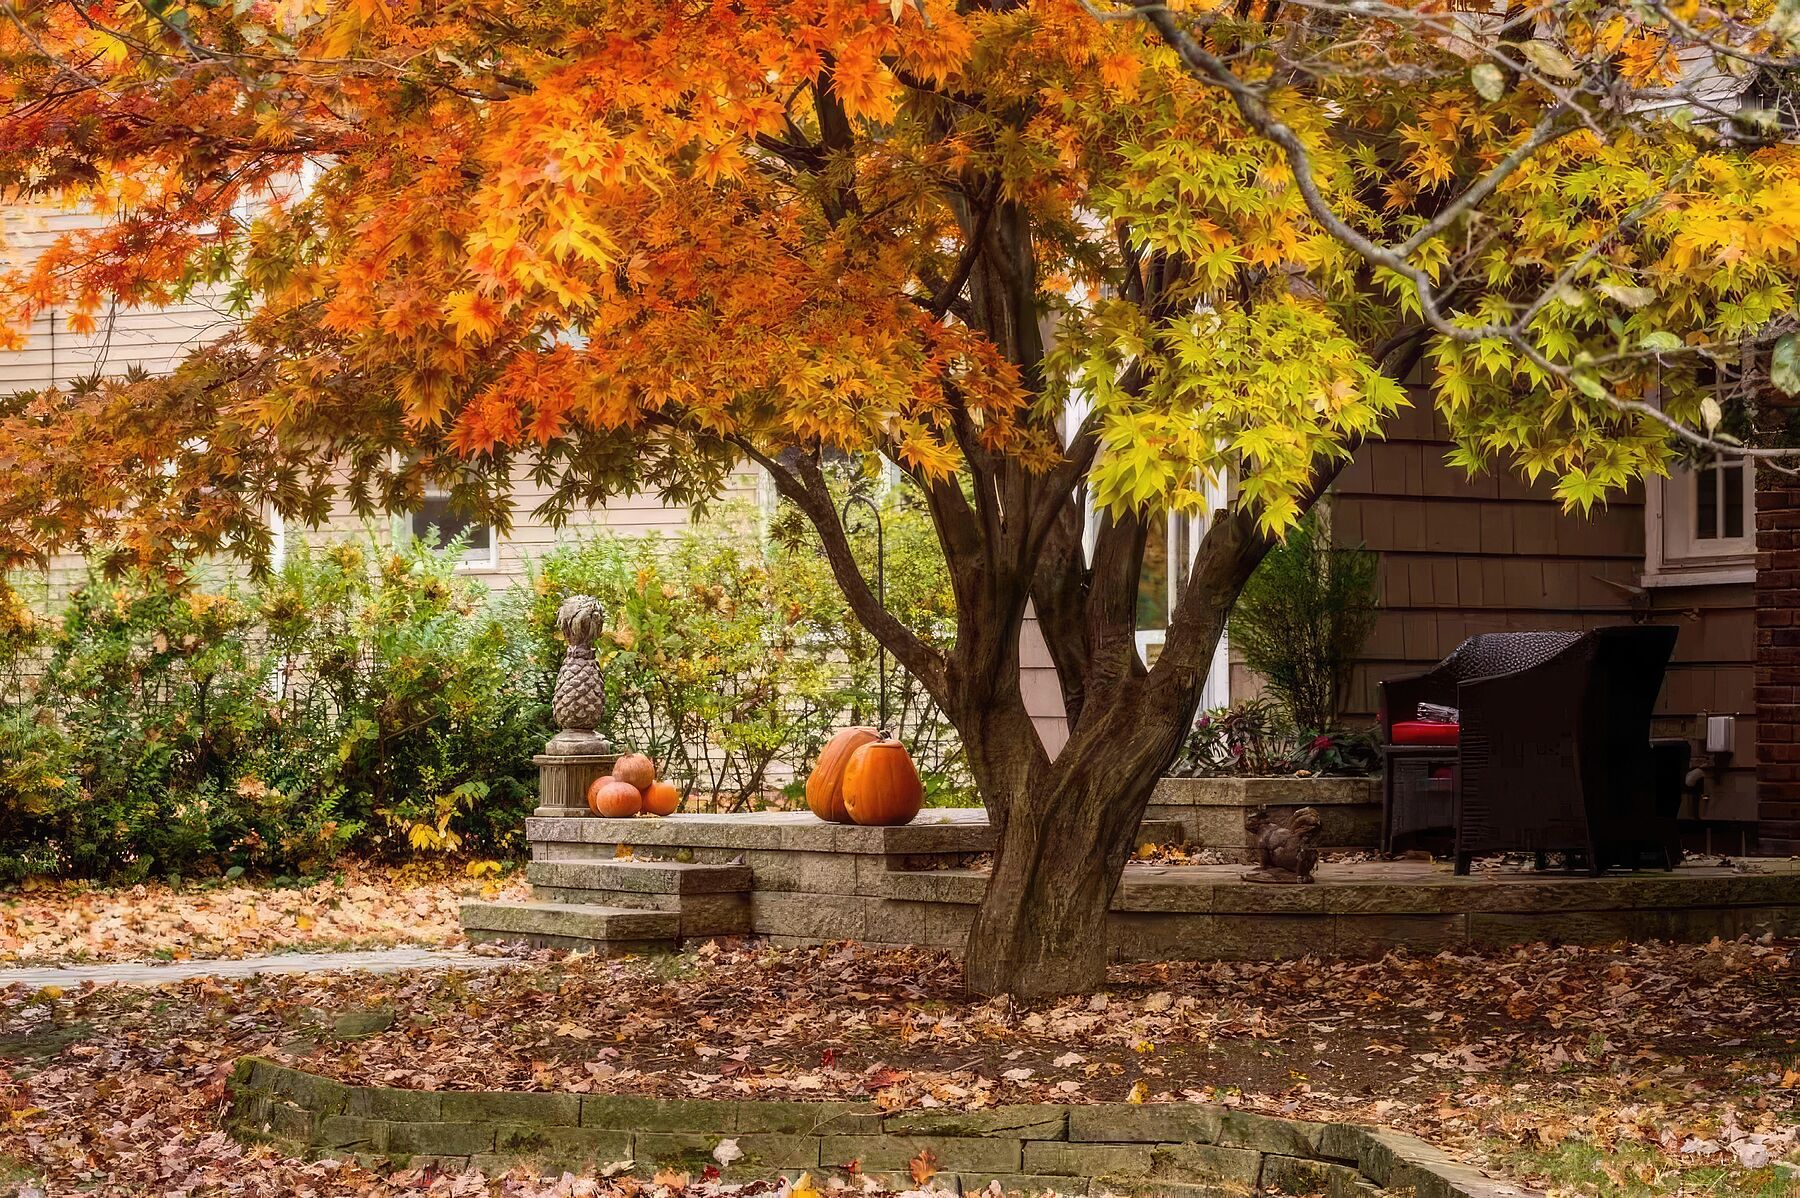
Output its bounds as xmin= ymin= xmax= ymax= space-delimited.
xmin=459 ymin=811 xmax=1800 ymax=962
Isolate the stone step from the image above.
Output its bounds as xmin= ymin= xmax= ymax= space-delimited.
xmin=459 ymin=901 xmax=679 ymax=953
xmin=527 ymin=859 xmax=752 ymax=895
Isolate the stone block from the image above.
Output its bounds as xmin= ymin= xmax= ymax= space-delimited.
xmin=581 ymin=1094 xmax=738 ymax=1133
xmin=1145 ymin=1143 xmax=1262 ymax=1185
xmin=317 ymin=1115 xmax=390 ymax=1152
xmin=878 ymin=818 xmax=995 ymax=855
xmin=349 ymin=1086 xmax=444 ymax=1122
xmin=1194 ymin=913 xmax=1336 ymax=960
xmin=634 ymin=1132 xmax=822 ymax=1175
xmin=749 ymin=891 xmax=867 ymax=940
xmin=265 ymin=1099 xmax=316 ymax=1142
xmin=1087 ymin=1179 xmax=1247 ymax=1198
xmin=1331 ymin=913 xmax=1468 ymax=957
xmin=735 ymin=1100 xmax=884 ymax=1135
xmin=964 ymin=1174 xmax=1088 ymax=1195
xmin=438 ymin=1090 xmax=581 ymax=1126
xmin=1214 ymin=1110 xmax=1326 ymax=1156
xmin=885 ymin=1105 xmax=1068 ymax=1140
xmin=405 ymin=1155 xmax=471 ymax=1174
xmin=260 ymin=1063 xmax=353 ymax=1115
xmin=385 ymin=1121 xmax=499 ymax=1156
xmin=879 ymin=870 xmax=987 ymax=905
xmin=1259 ymin=1154 xmax=1364 ymax=1197
xmin=1104 ymin=914 xmax=1222 ymax=964
xmin=1350 ymin=1127 xmax=1456 ymax=1187
xmin=333 ymin=1007 xmax=397 ymax=1039
xmin=816 ymin=1170 xmax=964 ymax=1194
xmin=678 ymin=894 xmax=753 ymax=938
xmin=1068 ymin=1106 xmax=1222 ymax=1144
xmin=1313 ymin=1124 xmax=1368 ymax=1165
xmin=745 ymin=849 xmax=860 ymax=895
xmin=822 ymin=1134 xmax=1023 ymax=1174
xmin=1022 ymin=1142 xmax=1154 ymax=1177
xmin=541 ymin=1126 xmax=636 ymax=1158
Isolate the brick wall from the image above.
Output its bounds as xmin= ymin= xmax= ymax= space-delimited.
xmin=1755 ymin=466 xmax=1800 ymax=856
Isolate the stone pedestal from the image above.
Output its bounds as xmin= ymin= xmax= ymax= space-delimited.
xmin=533 ymin=752 xmax=618 ymax=818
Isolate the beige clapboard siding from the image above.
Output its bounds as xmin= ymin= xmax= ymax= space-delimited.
xmin=5 ymin=206 xmax=239 ymax=608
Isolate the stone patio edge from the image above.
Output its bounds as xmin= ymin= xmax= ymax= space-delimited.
xmin=225 ymin=1056 xmax=1538 ymax=1198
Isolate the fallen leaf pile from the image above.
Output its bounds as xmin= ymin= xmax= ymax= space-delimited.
xmin=0 ymin=937 xmax=1794 ymax=1196
xmin=0 ymin=863 xmax=530 ymax=964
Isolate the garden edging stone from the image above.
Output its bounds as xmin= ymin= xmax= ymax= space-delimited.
xmin=226 ymin=1056 xmax=1542 ymax=1196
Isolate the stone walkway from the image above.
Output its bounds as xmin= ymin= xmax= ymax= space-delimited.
xmin=0 ymin=946 xmax=511 ymax=991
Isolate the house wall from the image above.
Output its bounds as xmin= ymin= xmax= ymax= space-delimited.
xmin=304 ymin=467 xmax=767 ymax=593
xmin=1333 ymin=392 xmax=1758 ymax=838
xmin=4 ymin=206 xmax=242 ymax=604
xmin=1754 ymin=428 xmax=1800 ymax=857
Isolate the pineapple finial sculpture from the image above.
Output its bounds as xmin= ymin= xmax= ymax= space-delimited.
xmin=546 ymin=594 xmax=610 ymax=755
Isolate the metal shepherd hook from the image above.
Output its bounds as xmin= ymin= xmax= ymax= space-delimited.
xmin=840 ymin=494 xmax=887 ymax=736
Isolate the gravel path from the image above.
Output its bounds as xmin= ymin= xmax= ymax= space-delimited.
xmin=0 ymin=946 xmax=511 ymax=990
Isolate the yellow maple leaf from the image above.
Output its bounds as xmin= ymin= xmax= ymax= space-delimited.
xmin=443 ymin=290 xmax=502 ymax=344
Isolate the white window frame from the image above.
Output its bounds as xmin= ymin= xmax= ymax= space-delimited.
xmin=1643 ymin=458 xmax=1755 ymax=587
xmin=408 ymin=489 xmax=501 ymax=573
xmin=1064 ymin=393 xmax=1230 ymax=709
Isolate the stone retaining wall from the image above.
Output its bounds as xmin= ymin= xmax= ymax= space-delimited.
xmin=227 ymin=1057 xmax=1531 ymax=1197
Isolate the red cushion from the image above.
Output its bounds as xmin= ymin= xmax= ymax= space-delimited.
xmin=1390 ymin=720 xmax=1460 ymax=747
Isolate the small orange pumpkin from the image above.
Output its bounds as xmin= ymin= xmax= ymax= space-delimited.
xmin=612 ymin=753 xmax=657 ymax=792
xmin=589 ymin=778 xmax=644 ymax=818
xmin=643 ymin=779 xmax=680 ymax=817
xmin=806 ymin=726 xmax=880 ymax=823
xmin=842 ymin=738 xmax=924 ymax=827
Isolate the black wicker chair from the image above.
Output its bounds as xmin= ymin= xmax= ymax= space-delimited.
xmin=1378 ymin=626 xmax=1684 ymax=875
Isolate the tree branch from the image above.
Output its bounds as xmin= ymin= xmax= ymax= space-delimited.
xmin=732 ymin=440 xmax=949 ymax=704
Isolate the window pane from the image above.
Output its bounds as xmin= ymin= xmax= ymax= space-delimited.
xmin=413 ymin=495 xmax=491 ymax=552
xmin=1723 ymin=464 xmax=1745 ymax=539
xmin=1136 ymin=511 xmax=1170 ymax=631
xmin=1695 ymin=464 xmax=1718 ymax=540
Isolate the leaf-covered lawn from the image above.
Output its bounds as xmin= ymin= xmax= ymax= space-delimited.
xmin=2 ymin=939 xmax=1795 ymax=1196
xmin=0 ymin=863 xmax=530 ymax=964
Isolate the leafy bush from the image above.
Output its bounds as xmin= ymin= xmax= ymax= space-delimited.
xmin=508 ymin=491 xmax=966 ymax=808
xmin=0 ymin=539 xmax=543 ymax=881
xmin=0 ymin=493 xmax=968 ymax=881
xmin=1230 ymin=508 xmax=1379 ymax=731
xmin=1169 ymin=698 xmax=1380 ymax=778
xmin=258 ymin=539 xmax=545 ymax=858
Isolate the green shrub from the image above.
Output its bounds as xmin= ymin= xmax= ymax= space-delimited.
xmin=0 ymin=538 xmax=543 ymax=881
xmin=259 ymin=538 xmax=545 ymax=858
xmin=510 ymin=491 xmax=966 ymax=807
xmin=1230 ymin=507 xmax=1379 ymax=731
xmin=0 ymin=493 xmax=968 ymax=881
xmin=1169 ymin=698 xmax=1380 ymax=778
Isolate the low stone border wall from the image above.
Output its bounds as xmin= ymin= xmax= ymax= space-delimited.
xmin=227 ymin=1057 xmax=1532 ymax=1197
xmin=1146 ymin=778 xmax=1382 ymax=859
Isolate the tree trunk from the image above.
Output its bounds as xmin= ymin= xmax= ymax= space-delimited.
xmin=962 ymin=729 xmax=1171 ymax=998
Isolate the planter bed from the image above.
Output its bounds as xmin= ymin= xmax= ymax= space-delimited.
xmin=228 ymin=1057 xmax=1531 ymax=1197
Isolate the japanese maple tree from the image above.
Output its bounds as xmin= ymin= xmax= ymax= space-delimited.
xmin=2 ymin=0 xmax=1797 ymax=994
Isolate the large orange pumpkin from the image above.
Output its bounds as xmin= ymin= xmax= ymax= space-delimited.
xmin=841 ymin=738 xmax=924 ymax=827
xmin=612 ymin=753 xmax=657 ymax=792
xmin=589 ymin=778 xmax=644 ymax=818
xmin=806 ymin=726 xmax=880 ymax=823
xmin=643 ymin=780 xmax=681 ymax=817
